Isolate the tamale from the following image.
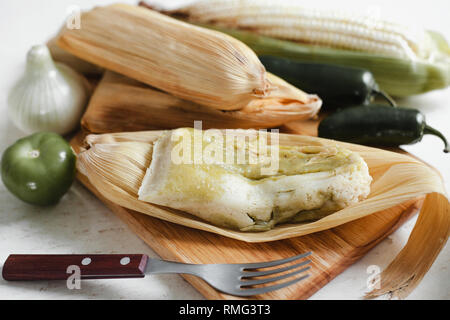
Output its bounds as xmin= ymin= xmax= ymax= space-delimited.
xmin=81 ymin=72 xmax=321 ymax=133
xmin=56 ymin=4 xmax=320 ymax=115
xmin=78 ymin=128 xmax=371 ymax=231
xmin=137 ymin=128 xmax=371 ymax=231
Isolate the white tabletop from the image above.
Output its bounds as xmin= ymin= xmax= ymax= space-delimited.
xmin=0 ymin=0 xmax=448 ymax=300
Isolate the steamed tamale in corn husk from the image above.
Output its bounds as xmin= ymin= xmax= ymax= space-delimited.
xmin=138 ymin=128 xmax=372 ymax=231
xmin=76 ymin=129 xmax=449 ymax=299
xmin=78 ymin=128 xmax=372 ymax=231
xmin=82 ymin=71 xmax=321 ymax=132
xmin=56 ymin=4 xmax=321 ymax=117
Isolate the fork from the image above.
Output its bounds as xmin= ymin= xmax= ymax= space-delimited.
xmin=2 ymin=252 xmax=312 ymax=296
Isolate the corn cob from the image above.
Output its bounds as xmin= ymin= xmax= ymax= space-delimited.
xmin=154 ymin=0 xmax=431 ymax=60
xmin=215 ymin=27 xmax=450 ymax=97
xmin=144 ymin=1 xmax=450 ymax=96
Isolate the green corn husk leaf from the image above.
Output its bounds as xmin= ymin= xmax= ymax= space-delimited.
xmin=194 ymin=24 xmax=450 ymax=97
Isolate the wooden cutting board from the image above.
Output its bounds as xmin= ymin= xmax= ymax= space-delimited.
xmin=70 ymin=119 xmax=423 ymax=300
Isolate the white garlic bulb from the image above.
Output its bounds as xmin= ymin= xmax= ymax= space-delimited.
xmin=8 ymin=44 xmax=89 ymax=135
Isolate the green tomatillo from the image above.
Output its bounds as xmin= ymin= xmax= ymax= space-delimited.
xmin=1 ymin=132 xmax=76 ymax=206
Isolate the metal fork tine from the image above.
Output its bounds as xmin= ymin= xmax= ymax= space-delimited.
xmin=235 ymin=274 xmax=310 ymax=297
xmin=242 ymin=259 xmax=311 ymax=278
xmin=147 ymin=252 xmax=312 ymax=297
xmin=241 ymin=252 xmax=312 ymax=270
xmin=240 ymin=266 xmax=311 ymax=287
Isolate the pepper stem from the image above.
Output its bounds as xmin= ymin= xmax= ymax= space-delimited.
xmin=372 ymin=89 xmax=397 ymax=107
xmin=424 ymin=125 xmax=450 ymax=153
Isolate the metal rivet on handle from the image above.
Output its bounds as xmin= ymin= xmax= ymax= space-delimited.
xmin=120 ymin=257 xmax=130 ymax=265
xmin=81 ymin=257 xmax=91 ymax=265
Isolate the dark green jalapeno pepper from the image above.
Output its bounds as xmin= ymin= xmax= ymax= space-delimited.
xmin=259 ymin=55 xmax=396 ymax=108
xmin=318 ymin=105 xmax=449 ymax=153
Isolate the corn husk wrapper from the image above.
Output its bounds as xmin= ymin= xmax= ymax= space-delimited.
xmin=76 ymin=130 xmax=449 ymax=299
xmin=47 ymin=36 xmax=104 ymax=76
xmin=56 ymin=4 xmax=320 ymax=116
xmin=82 ymin=71 xmax=321 ymax=133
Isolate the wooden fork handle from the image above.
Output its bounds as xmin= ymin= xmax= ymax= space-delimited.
xmin=2 ymin=254 xmax=148 ymax=281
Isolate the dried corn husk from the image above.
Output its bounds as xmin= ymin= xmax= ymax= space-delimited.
xmin=76 ymin=130 xmax=449 ymax=299
xmin=47 ymin=36 xmax=104 ymax=76
xmin=56 ymin=4 xmax=319 ymax=114
xmin=82 ymin=71 xmax=321 ymax=133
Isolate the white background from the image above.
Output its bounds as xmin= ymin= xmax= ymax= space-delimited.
xmin=0 ymin=0 xmax=448 ymax=299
